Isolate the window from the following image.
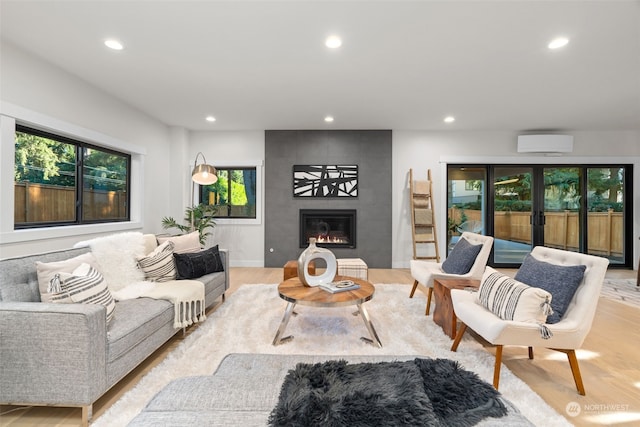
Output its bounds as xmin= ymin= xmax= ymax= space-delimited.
xmin=14 ymin=125 xmax=130 ymax=228
xmin=447 ymin=163 xmax=633 ymax=268
xmin=199 ymin=167 xmax=256 ymax=219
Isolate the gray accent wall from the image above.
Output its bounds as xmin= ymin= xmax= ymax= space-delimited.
xmin=264 ymin=130 xmax=392 ymax=268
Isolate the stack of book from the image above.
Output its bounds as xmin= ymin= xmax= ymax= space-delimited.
xmin=319 ymin=280 xmax=360 ymax=293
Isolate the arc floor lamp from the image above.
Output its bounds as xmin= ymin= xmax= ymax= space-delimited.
xmin=191 ymin=152 xmax=217 ymax=230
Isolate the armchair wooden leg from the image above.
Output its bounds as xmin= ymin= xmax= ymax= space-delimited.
xmin=493 ymin=345 xmax=503 ymax=390
xmin=425 ymin=287 xmax=433 ymax=315
xmin=528 ymin=346 xmax=534 ymax=359
xmin=409 ymin=280 xmax=418 ymax=298
xmin=450 ymin=323 xmax=467 ymax=351
xmin=553 ymin=348 xmax=586 ymax=395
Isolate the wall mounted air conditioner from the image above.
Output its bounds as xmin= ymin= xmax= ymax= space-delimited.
xmin=517 ymin=134 xmax=574 ymax=154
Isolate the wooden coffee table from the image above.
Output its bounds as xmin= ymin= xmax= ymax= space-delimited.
xmin=433 ymin=278 xmax=480 ymax=339
xmin=272 ymin=275 xmax=382 ymax=347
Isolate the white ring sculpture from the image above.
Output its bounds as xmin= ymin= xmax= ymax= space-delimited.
xmin=297 ymin=238 xmax=337 ymax=286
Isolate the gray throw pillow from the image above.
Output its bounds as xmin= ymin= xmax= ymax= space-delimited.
xmin=514 ymin=253 xmax=586 ymax=324
xmin=441 ymin=237 xmax=482 ymax=275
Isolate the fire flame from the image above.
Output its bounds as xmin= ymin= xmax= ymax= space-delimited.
xmin=313 ymin=234 xmax=348 ymax=244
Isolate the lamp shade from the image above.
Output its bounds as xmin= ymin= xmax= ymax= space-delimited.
xmin=192 ymin=163 xmax=218 ymax=185
xmin=191 ymin=152 xmax=218 ymax=185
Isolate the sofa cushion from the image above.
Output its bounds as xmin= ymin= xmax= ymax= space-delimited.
xmin=107 ymin=298 xmax=174 ymax=363
xmin=441 ymin=237 xmax=482 ymax=274
xmin=142 ymin=234 xmax=159 ymax=256
xmin=0 ymin=281 xmax=40 ymax=302
xmin=478 ymin=269 xmax=552 ymax=324
xmin=51 ymin=263 xmax=116 ymax=323
xmin=35 ymin=252 xmax=101 ymax=302
xmin=514 ymin=253 xmax=586 ymax=324
xmin=157 ymin=231 xmax=201 ymax=254
xmin=137 ymin=241 xmax=177 ymax=282
xmin=174 ymin=245 xmax=224 ymax=279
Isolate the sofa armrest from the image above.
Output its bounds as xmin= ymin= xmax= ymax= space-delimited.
xmin=0 ymin=302 xmax=107 ymax=406
xmin=219 ymin=248 xmax=230 ymax=291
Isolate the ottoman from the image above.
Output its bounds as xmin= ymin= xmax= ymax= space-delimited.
xmin=337 ymin=258 xmax=368 ymax=280
xmin=283 ymin=260 xmax=316 ymax=280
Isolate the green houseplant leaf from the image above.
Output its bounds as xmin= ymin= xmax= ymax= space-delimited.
xmin=161 ymin=204 xmax=218 ymax=246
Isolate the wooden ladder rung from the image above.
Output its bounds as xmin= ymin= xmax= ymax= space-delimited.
xmin=410 ymin=168 xmax=440 ymax=263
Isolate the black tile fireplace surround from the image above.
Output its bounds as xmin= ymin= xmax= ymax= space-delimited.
xmin=299 ymin=209 xmax=356 ymax=249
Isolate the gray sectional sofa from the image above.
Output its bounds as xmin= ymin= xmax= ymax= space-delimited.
xmin=0 ymin=234 xmax=229 ymax=426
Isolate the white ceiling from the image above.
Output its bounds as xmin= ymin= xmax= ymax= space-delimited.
xmin=1 ymin=0 xmax=639 ymax=132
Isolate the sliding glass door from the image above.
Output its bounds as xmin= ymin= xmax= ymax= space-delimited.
xmin=447 ymin=164 xmax=632 ymax=268
xmin=492 ymin=167 xmax=534 ymax=264
xmin=586 ymin=167 xmax=626 ymax=263
xmin=447 ymin=167 xmax=487 ymax=250
xmin=541 ymin=167 xmax=583 ymax=254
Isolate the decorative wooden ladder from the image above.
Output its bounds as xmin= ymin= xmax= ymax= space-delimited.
xmin=409 ymin=169 xmax=440 ymax=262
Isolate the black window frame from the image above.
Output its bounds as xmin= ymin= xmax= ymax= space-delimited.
xmin=198 ymin=166 xmax=257 ymax=219
xmin=14 ymin=124 xmax=131 ymax=229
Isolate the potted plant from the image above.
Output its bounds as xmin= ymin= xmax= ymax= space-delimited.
xmin=161 ymin=204 xmax=218 ymax=246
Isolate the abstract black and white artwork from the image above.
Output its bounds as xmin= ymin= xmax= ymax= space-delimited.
xmin=293 ymin=165 xmax=358 ymax=197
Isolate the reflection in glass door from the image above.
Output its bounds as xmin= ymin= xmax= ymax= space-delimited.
xmin=542 ymin=167 xmax=582 ymax=253
xmin=492 ymin=167 xmax=533 ymax=264
xmin=446 ymin=167 xmax=487 ymax=253
xmin=587 ymin=167 xmax=626 ymax=264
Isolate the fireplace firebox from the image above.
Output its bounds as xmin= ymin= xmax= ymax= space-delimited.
xmin=299 ymin=209 xmax=356 ymax=249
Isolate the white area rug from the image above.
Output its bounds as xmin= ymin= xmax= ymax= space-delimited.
xmin=601 ymin=278 xmax=640 ymax=308
xmin=93 ymin=284 xmax=571 ymax=427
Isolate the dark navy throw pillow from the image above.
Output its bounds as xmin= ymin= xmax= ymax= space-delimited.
xmin=514 ymin=253 xmax=586 ymax=324
xmin=441 ymin=237 xmax=482 ymax=275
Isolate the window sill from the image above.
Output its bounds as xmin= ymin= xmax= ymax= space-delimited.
xmin=0 ymin=221 xmax=143 ymax=244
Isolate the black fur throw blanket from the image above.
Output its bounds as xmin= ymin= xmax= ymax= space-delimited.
xmin=268 ymin=358 xmax=508 ymax=427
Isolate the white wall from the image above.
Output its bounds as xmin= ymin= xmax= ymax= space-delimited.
xmin=188 ymin=130 xmax=265 ymax=267
xmin=392 ymin=130 xmax=640 ymax=268
xmin=0 ymin=41 xmax=172 ymax=258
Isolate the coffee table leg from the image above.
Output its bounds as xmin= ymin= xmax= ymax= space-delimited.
xmin=272 ymin=302 xmax=296 ymax=345
xmin=357 ymin=303 xmax=382 ymax=348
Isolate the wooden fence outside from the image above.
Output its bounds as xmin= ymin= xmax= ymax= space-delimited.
xmin=14 ymin=182 xmax=127 ymax=223
xmin=449 ymin=207 xmax=623 ymax=257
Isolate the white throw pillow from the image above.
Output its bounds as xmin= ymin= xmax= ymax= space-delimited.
xmin=137 ymin=241 xmax=177 ymax=282
xmin=157 ymin=231 xmax=201 ymax=254
xmin=77 ymin=232 xmax=147 ymax=292
xmin=477 ymin=268 xmax=553 ymax=324
xmin=50 ymin=263 xmax=116 ymax=323
xmin=36 ymin=252 xmax=101 ymax=302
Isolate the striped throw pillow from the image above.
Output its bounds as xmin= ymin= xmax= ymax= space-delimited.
xmin=477 ymin=268 xmax=552 ymax=325
xmin=137 ymin=241 xmax=177 ymax=282
xmin=50 ymin=263 xmax=116 ymax=323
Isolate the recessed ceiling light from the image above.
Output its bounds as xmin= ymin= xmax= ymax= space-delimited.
xmin=325 ymin=36 xmax=342 ymax=49
xmin=324 ymin=116 xmax=334 ymax=123
xmin=104 ymin=39 xmax=124 ymax=50
xmin=548 ymin=37 xmax=569 ymax=49
xmin=444 ymin=116 xmax=455 ymax=123
xmin=205 ymin=116 xmax=216 ymax=122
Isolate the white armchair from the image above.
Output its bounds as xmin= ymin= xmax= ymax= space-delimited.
xmin=450 ymin=246 xmax=609 ymax=395
xmin=409 ymin=232 xmax=494 ymax=315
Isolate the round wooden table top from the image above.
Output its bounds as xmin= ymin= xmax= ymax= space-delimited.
xmin=278 ymin=275 xmax=375 ymax=308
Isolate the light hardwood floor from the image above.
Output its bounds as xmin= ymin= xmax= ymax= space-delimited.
xmin=1 ymin=267 xmax=638 ymax=426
